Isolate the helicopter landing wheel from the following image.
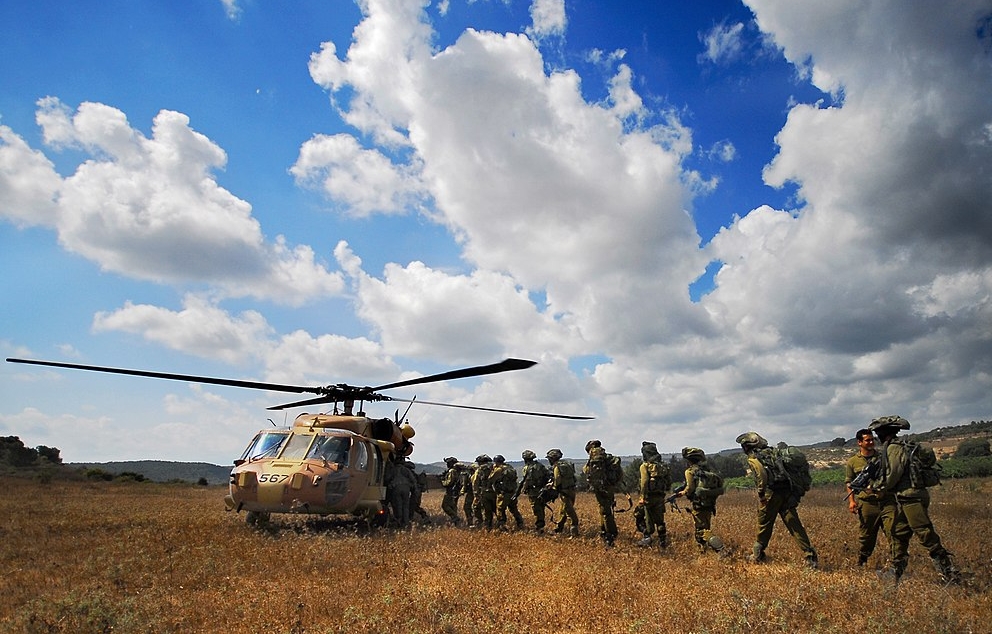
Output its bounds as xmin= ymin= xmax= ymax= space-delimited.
xmin=245 ymin=511 xmax=270 ymax=527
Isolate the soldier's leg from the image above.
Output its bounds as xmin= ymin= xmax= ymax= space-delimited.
xmin=562 ymin=491 xmax=580 ymax=535
xmin=472 ymin=496 xmax=483 ymax=526
xmin=779 ymin=503 xmax=817 ymax=567
xmin=884 ymin=502 xmax=911 ymax=578
xmin=509 ymin=498 xmax=524 ymax=527
xmin=752 ymin=493 xmax=780 ymax=561
xmin=898 ymin=495 xmax=959 ymax=582
xmin=691 ymin=506 xmax=707 ymax=548
xmin=531 ymin=497 xmax=546 ymax=531
xmin=495 ymin=496 xmax=508 ymax=528
xmin=463 ymin=491 xmax=474 ymax=525
xmin=647 ymin=497 xmax=666 ymax=547
xmin=483 ymin=496 xmax=496 ymax=530
xmin=856 ymin=499 xmax=882 ymax=564
xmin=899 ymin=496 xmax=947 ymax=557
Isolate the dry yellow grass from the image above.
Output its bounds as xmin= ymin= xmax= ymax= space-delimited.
xmin=1 ymin=478 xmax=990 ymax=633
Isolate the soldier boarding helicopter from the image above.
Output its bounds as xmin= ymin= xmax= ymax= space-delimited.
xmin=6 ymin=356 xmax=591 ymax=526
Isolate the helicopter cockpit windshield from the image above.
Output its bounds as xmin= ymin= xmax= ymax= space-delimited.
xmin=242 ymin=431 xmax=289 ymax=462
xmin=307 ymin=436 xmax=350 ymax=465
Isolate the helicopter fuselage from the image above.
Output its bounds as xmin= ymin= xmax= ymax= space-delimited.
xmin=224 ymin=413 xmax=411 ymax=521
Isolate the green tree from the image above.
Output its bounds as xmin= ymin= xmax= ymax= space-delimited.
xmin=955 ymin=437 xmax=991 ymax=458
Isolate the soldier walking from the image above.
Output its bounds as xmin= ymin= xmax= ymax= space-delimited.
xmin=637 ymin=441 xmax=670 ymax=549
xmin=520 ymin=449 xmax=551 ymax=533
xmin=868 ymin=416 xmax=960 ymax=584
xmin=547 ymin=448 xmax=580 ymax=537
xmin=471 ymin=455 xmax=496 ymax=530
xmin=491 ymin=454 xmax=525 ymax=530
xmin=583 ymin=439 xmax=619 ymax=546
xmin=845 ymin=429 xmax=903 ymax=566
xmin=440 ymin=456 xmax=463 ymax=526
xmin=737 ymin=432 xmax=818 ymax=568
xmin=673 ymin=447 xmax=725 ymax=553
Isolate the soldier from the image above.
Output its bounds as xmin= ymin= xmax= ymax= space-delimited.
xmin=387 ymin=456 xmax=417 ymax=528
xmin=519 ymin=449 xmax=551 ymax=533
xmin=868 ymin=416 xmax=960 ymax=584
xmin=844 ymin=429 xmax=900 ymax=566
xmin=674 ymin=447 xmax=724 ymax=552
xmin=461 ymin=461 xmax=476 ymax=526
xmin=583 ymin=439 xmax=619 ymax=546
xmin=409 ymin=464 xmax=429 ymax=524
xmin=471 ymin=454 xmax=496 ymax=530
xmin=491 ymin=454 xmax=525 ymax=530
xmin=737 ymin=432 xmax=818 ymax=568
xmin=440 ymin=456 xmax=462 ymax=526
xmin=636 ymin=441 xmax=670 ymax=549
xmin=547 ymin=448 xmax=580 ymax=537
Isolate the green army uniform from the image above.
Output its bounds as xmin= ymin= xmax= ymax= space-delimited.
xmin=844 ymin=451 xmax=901 ymax=565
xmin=738 ymin=433 xmax=817 ymax=567
xmin=547 ymin=449 xmax=580 ymax=537
xmin=583 ymin=442 xmax=618 ymax=546
xmin=461 ymin=464 xmax=475 ymax=526
xmin=637 ymin=441 xmax=669 ymax=549
xmin=440 ymin=457 xmax=462 ymax=526
xmin=520 ymin=451 xmax=550 ymax=532
xmin=684 ymin=463 xmax=716 ymax=550
xmin=870 ymin=416 xmax=960 ymax=583
xmin=491 ymin=457 xmax=525 ymax=530
xmin=471 ymin=456 xmax=496 ymax=530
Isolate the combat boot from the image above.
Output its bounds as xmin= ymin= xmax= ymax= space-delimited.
xmin=747 ymin=543 xmax=766 ymax=563
xmin=804 ymin=551 xmax=819 ymax=570
xmin=568 ymin=526 xmax=580 ymax=538
xmin=637 ymin=534 xmax=652 ymax=547
xmin=933 ymin=553 xmax=961 ymax=585
xmin=857 ymin=554 xmax=869 ymax=566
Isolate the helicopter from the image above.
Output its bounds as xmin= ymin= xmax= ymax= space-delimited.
xmin=6 ymin=356 xmax=592 ymax=526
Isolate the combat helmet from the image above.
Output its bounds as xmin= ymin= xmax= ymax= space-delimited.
xmin=735 ymin=432 xmax=768 ymax=450
xmin=444 ymin=456 xmax=458 ymax=467
xmin=682 ymin=447 xmax=705 ymax=462
xmin=546 ymin=448 xmax=563 ymax=461
xmin=521 ymin=449 xmax=537 ymax=461
xmin=475 ymin=454 xmax=492 ymax=464
xmin=493 ymin=454 xmax=505 ymax=464
xmin=584 ymin=439 xmax=602 ymax=452
xmin=868 ymin=415 xmax=910 ymax=432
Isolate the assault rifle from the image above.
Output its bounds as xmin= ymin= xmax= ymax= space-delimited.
xmin=666 ymin=483 xmax=687 ymax=512
xmin=843 ymin=459 xmax=881 ymax=501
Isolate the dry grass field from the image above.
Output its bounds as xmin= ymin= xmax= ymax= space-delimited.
xmin=1 ymin=478 xmax=990 ymax=634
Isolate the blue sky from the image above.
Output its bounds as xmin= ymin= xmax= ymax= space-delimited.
xmin=2 ymin=0 xmax=990 ymax=465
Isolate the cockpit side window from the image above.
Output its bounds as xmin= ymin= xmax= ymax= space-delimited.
xmin=307 ymin=436 xmax=350 ymax=464
xmin=352 ymin=441 xmax=369 ymax=472
xmin=280 ymin=433 xmax=315 ymax=460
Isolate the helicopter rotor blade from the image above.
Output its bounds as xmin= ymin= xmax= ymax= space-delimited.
xmin=370 ymin=358 xmax=536 ymax=392
xmin=6 ymin=358 xmax=321 ymax=396
xmin=267 ymin=395 xmax=337 ymax=411
xmin=387 ymin=397 xmax=594 ymax=420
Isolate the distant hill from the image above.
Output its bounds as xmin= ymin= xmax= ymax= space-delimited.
xmin=71 ymin=461 xmax=232 ymax=485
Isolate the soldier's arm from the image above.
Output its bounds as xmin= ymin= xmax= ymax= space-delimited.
xmin=681 ymin=469 xmax=697 ymax=498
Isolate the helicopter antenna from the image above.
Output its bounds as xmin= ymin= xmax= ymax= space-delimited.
xmin=399 ymin=396 xmax=417 ymax=424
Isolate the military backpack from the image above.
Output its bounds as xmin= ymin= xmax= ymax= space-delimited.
xmin=895 ymin=439 xmax=941 ymax=488
xmin=587 ymin=448 xmax=624 ymax=492
xmin=690 ymin=464 xmax=725 ymax=504
xmin=554 ymin=460 xmax=577 ymax=490
xmin=757 ymin=446 xmax=812 ymax=498
xmin=643 ymin=460 xmax=672 ymax=495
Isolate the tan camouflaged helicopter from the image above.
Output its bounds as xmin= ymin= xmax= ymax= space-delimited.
xmin=7 ymin=356 xmax=590 ymax=526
